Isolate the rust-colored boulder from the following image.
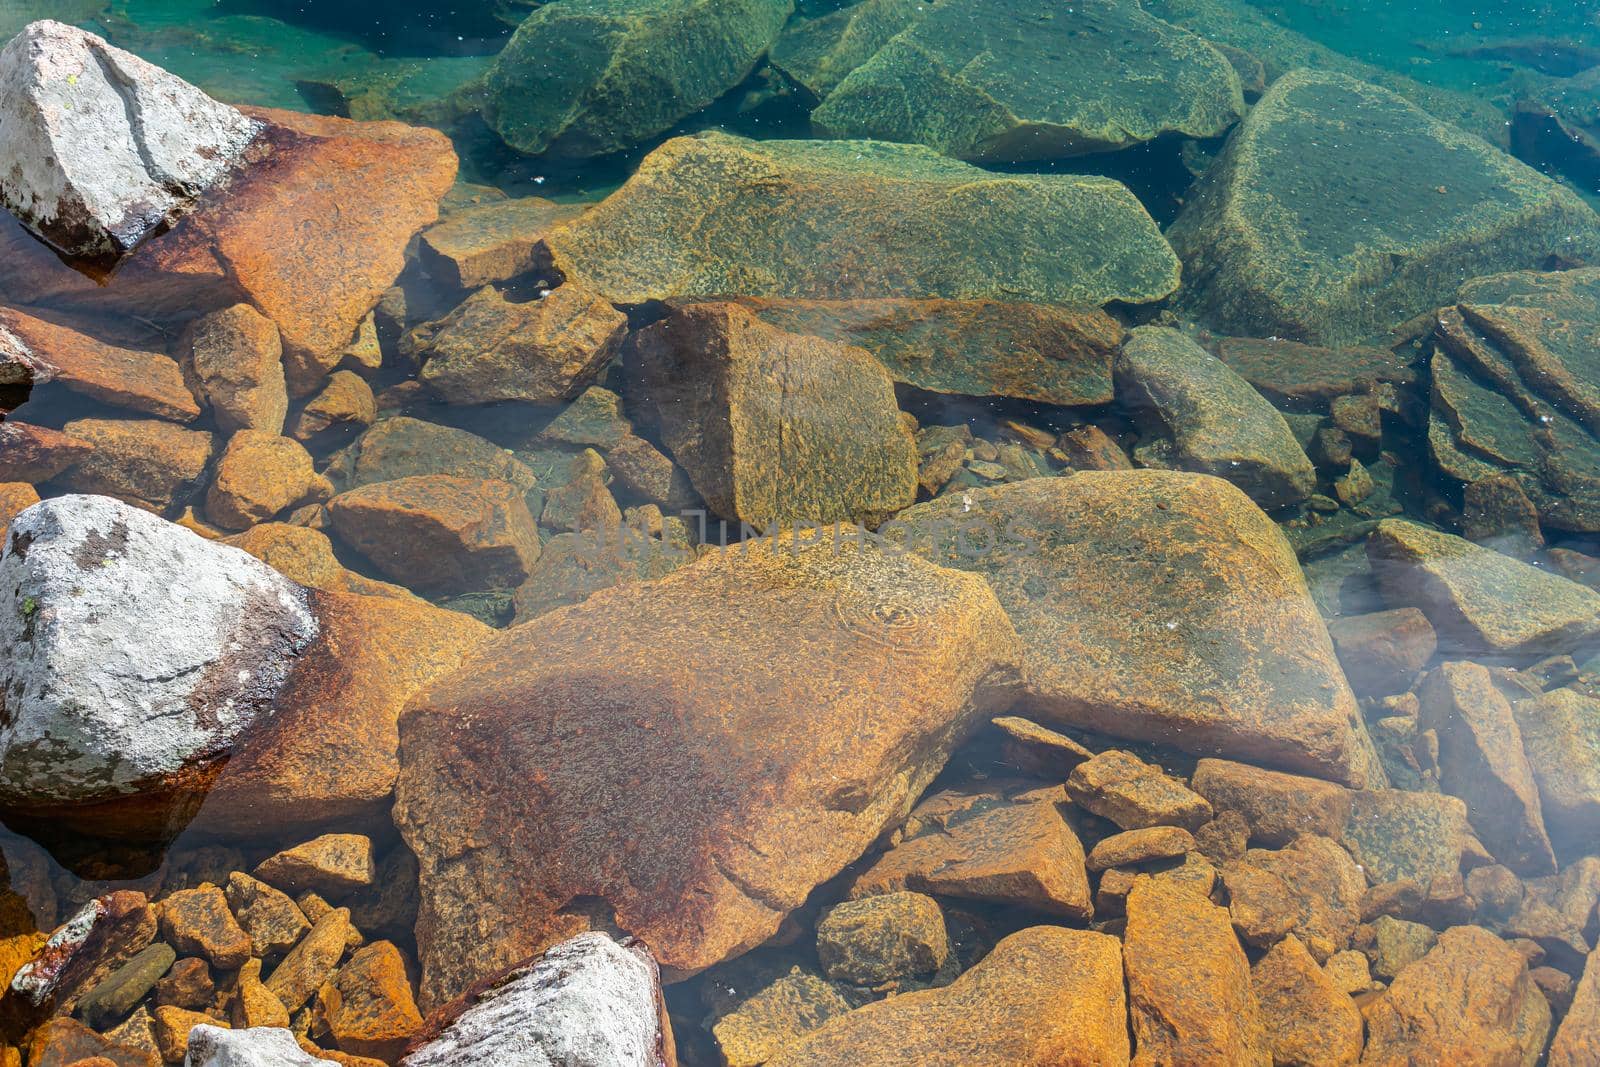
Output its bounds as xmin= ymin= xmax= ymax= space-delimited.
xmin=0 ymin=482 xmax=38 ymax=543
xmin=187 ymin=591 xmax=490 ymax=838
xmin=289 ymin=370 xmax=376 ymax=441
xmin=158 ymin=885 xmax=251 ymax=970
xmin=1251 ymin=935 xmax=1363 ymax=1066
xmin=896 ymin=471 xmax=1380 ymax=785
xmin=1124 ymin=876 xmax=1271 ymax=1066
xmin=631 ymin=302 xmax=918 ymax=531
xmin=328 ymin=475 xmax=541 ymax=595
xmin=418 ymin=197 xmax=584 ymax=290
xmin=394 ymin=534 xmax=1022 ymax=1008
xmin=0 ymin=422 xmax=92 ymax=483
xmin=1551 ymin=946 xmax=1600 ymax=1067
xmin=54 ymin=418 xmax=213 ymax=512
xmin=1327 ymin=608 xmax=1438 ymax=697
xmin=180 ymin=304 xmax=287 ymax=435
xmin=221 ymin=524 xmax=415 ymax=600
xmin=318 ymin=940 xmax=423 ymax=1060
xmin=25 ymin=1018 xmax=156 ymax=1067
xmin=766 ymin=926 xmax=1128 ymax=1067
xmin=205 ymin=431 xmax=332 ymax=531
xmin=1360 ymin=925 xmax=1550 ymax=1066
xmin=1191 ymin=758 xmax=1353 ymax=847
xmin=0 ymin=308 xmax=199 ymax=422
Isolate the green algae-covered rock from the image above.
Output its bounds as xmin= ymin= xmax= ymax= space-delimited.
xmin=769 ymin=0 xmax=923 ymax=100
xmin=1116 ymin=326 xmax=1316 ymax=509
xmin=485 ymin=0 xmax=792 ymax=157
xmin=1429 ymin=269 xmax=1600 ymax=533
xmin=541 ymin=132 xmax=1180 ymax=304
xmin=809 ymin=0 xmax=1244 ymax=161
xmin=1168 ymin=70 xmax=1600 ymax=346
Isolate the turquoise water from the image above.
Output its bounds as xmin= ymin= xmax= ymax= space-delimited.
xmin=3 ymin=0 xmax=1600 ymax=1063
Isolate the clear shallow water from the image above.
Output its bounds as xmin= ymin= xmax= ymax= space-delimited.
xmin=1 ymin=0 xmax=1600 ymax=1063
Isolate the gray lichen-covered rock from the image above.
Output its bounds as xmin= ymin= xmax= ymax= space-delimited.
xmin=0 ymin=21 xmax=261 ymax=258
xmin=1117 ymin=326 xmax=1315 ymax=509
xmin=400 ymin=933 xmax=670 ymax=1067
xmin=485 ymin=0 xmax=791 ymax=158
xmin=184 ymin=1025 xmax=339 ymax=1066
xmin=0 ymin=495 xmax=316 ymax=812
xmin=540 ymin=131 xmax=1180 ymax=305
xmin=1167 ymin=69 xmax=1600 ymax=345
xmin=810 ymin=0 xmax=1245 ymax=161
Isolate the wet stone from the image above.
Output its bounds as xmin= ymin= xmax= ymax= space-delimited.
xmin=1066 ymin=750 xmax=1212 ymax=831
xmin=510 ymin=529 xmax=694 ymax=622
xmin=0 ymin=421 xmax=94 ymax=484
xmin=1324 ymin=950 xmax=1377 ymax=996
xmin=1190 ymin=759 xmax=1353 ymax=848
xmin=1251 ymin=935 xmax=1363 ymax=1067
xmin=1327 ymin=608 xmax=1437 ymax=697
xmin=1168 ymin=70 xmax=1600 ymax=344
xmin=342 ymin=417 xmax=537 ymax=493
xmin=814 ymin=892 xmax=948 ymax=987
xmin=1235 ymin=836 xmax=1366 ymax=960
xmin=206 ymin=432 xmax=331 ymax=531
xmin=538 ymin=386 xmax=633 ymax=450
xmin=229 ymin=959 xmax=289 ymax=1030
xmin=153 ymin=956 xmax=212 ymax=1011
xmin=181 ymin=305 xmax=288 ymax=437
xmin=151 ymin=1004 xmax=220 ymax=1063
xmin=605 ymin=435 xmax=700 ymax=511
xmin=264 ymin=907 xmax=350 ymax=1014
xmin=1087 ymin=826 xmax=1196 ymax=871
xmin=538 ymin=450 xmax=622 ymax=534
xmin=1512 ymin=688 xmax=1600 ymax=855
xmin=1124 ymin=875 xmax=1271 ymax=1066
xmin=416 ymin=284 xmax=626 ymax=406
xmin=159 ymin=886 xmax=252 ymax=972
xmin=290 ymin=371 xmax=376 ymax=442
xmin=1505 ymin=857 xmax=1600 ymax=973
xmin=767 ymin=926 xmax=1128 ymax=1067
xmin=1213 ymin=335 xmax=1417 ymax=409
xmin=318 ymin=940 xmax=422 ymax=1061
xmin=254 ymin=836 xmax=375 ymax=900
xmin=418 ymin=197 xmax=584 ymax=290
xmin=540 ymin=132 xmax=1180 ymax=306
xmin=990 ymin=716 xmax=1094 ymax=780
xmin=1551 ymin=946 xmax=1600 ymax=1066
xmin=0 ymin=308 xmax=199 ymax=424
xmin=1116 ymin=325 xmax=1316 ymax=509
xmin=76 ymin=943 xmax=176 ymax=1030
xmin=54 ymin=418 xmax=213 ymax=513
xmin=1340 ymin=789 xmax=1476 ymax=885
xmin=25 ymin=1017 xmax=157 ymax=1067
xmin=1370 ymin=915 xmax=1438 ymax=980
xmin=711 ymin=966 xmax=854 ymax=1067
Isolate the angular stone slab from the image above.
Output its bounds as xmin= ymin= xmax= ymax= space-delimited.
xmin=0 ymin=307 xmax=200 ymax=423
xmin=893 ymin=472 xmax=1379 ymax=785
xmin=1116 ymin=326 xmax=1315 ymax=509
xmin=540 ymin=132 xmax=1180 ymax=305
xmin=394 ymin=534 xmax=1022 ymax=1007
xmin=485 ymin=0 xmax=792 ymax=157
xmin=1168 ymin=70 xmax=1600 ymax=345
xmin=811 ymin=0 xmax=1244 ymax=161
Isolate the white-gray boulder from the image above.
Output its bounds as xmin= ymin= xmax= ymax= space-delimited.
xmin=184 ymin=1026 xmax=340 ymax=1066
xmin=0 ymin=20 xmax=260 ymax=258
xmin=401 ymin=933 xmax=669 ymax=1067
xmin=0 ymin=495 xmax=316 ymax=811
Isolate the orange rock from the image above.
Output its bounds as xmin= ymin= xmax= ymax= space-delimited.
xmin=1251 ymin=935 xmax=1362 ymax=1066
xmin=180 ymin=304 xmax=287 ymax=435
xmin=767 ymin=926 xmax=1128 ymax=1067
xmin=158 ymin=885 xmax=252 ymax=970
xmin=1124 ymin=876 xmax=1271 ymax=1066
xmin=264 ymin=906 xmax=350 ymax=1013
xmin=150 ymin=1005 xmax=219 ymax=1063
xmin=188 ymin=590 xmax=490 ymax=838
xmin=228 ymin=958 xmax=289 ymax=1029
xmin=25 ymin=1018 xmax=157 ymax=1067
xmin=0 ymin=422 xmax=93 ymax=483
xmin=1191 ymin=759 xmax=1353 ymax=848
xmin=221 ymin=523 xmax=415 ymax=599
xmin=208 ymin=109 xmax=457 ymax=395
xmin=54 ymin=418 xmax=213 ymax=513
xmin=1551 ymin=946 xmax=1600 ymax=1066
xmin=205 ymin=431 xmax=332 ymax=530
xmin=327 ymin=475 xmax=542 ymax=595
xmin=0 ymin=482 xmax=39 ymax=543
xmin=418 ymin=197 xmax=584 ymax=290
xmin=255 ymin=834 xmax=375 ymax=897
xmin=848 ymin=784 xmax=1091 ymax=918
xmin=0 ymin=308 xmax=199 ymax=422
xmin=290 ymin=370 xmax=376 ymax=441
xmin=395 ymin=534 xmax=1022 ymax=1008
xmin=319 ymin=940 xmax=423 ymax=1060
xmin=1361 ymin=925 xmax=1550 ymax=1066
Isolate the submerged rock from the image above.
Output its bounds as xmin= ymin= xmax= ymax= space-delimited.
xmin=766 ymin=926 xmax=1128 ymax=1067
xmin=814 ymin=892 xmax=947 ymax=986
xmin=53 ymin=417 xmax=214 ymax=513
xmin=399 ymin=933 xmax=670 ymax=1067
xmin=1251 ymin=935 xmax=1362 ymax=1067
xmin=1213 ymin=335 xmax=1417 ymax=409
xmin=1512 ymin=688 xmax=1600 ymax=856
xmin=394 ymin=534 xmax=1020 ymax=1007
xmin=0 ymin=421 xmax=94 ymax=484
xmin=341 ymin=417 xmax=539 ymax=493
xmin=418 ymin=197 xmax=585 ymax=290
xmin=632 ymin=302 xmax=918 ymax=530
xmin=894 ymin=472 xmax=1379 ymax=785
xmin=1428 ymin=268 xmax=1600 ymax=533
xmin=1116 ymin=326 xmax=1316 ymax=508
xmin=1368 ymin=519 xmax=1600 ymax=656
xmin=0 ymin=307 xmax=200 ymax=423
xmin=180 ymin=305 xmax=288 ymax=437
xmin=0 ymin=496 xmax=315 ymax=831
xmin=0 ymin=21 xmax=260 ymax=258
xmin=485 ymin=0 xmax=792 ymax=158
xmin=810 ymin=0 xmax=1243 ymax=161
xmin=1551 ymin=947 xmax=1600 ymax=1066
xmin=1168 ymin=70 xmax=1600 ymax=345
xmin=699 ymin=297 xmax=1122 ymax=406
xmin=540 ymin=132 xmax=1180 ymax=305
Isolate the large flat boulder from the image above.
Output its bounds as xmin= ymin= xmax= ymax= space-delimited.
xmin=393 ymin=534 xmax=1022 ymax=1008
xmin=1116 ymin=326 xmax=1315 ymax=509
xmin=810 ymin=0 xmax=1243 ymax=161
xmin=0 ymin=21 xmax=260 ymax=258
xmin=765 ymin=927 xmax=1128 ymax=1066
xmin=893 ymin=472 xmax=1380 ymax=785
xmin=698 ymin=297 xmax=1121 ymax=405
xmin=485 ymin=0 xmax=791 ymax=157
xmin=1167 ymin=70 xmax=1600 ymax=345
xmin=539 ymin=132 xmax=1180 ymax=305
xmin=0 ymin=307 xmax=200 ymax=423
xmin=1428 ymin=268 xmax=1600 ymax=533
xmin=631 ymin=302 xmax=918 ymax=530
xmin=0 ymin=495 xmax=315 ymax=835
